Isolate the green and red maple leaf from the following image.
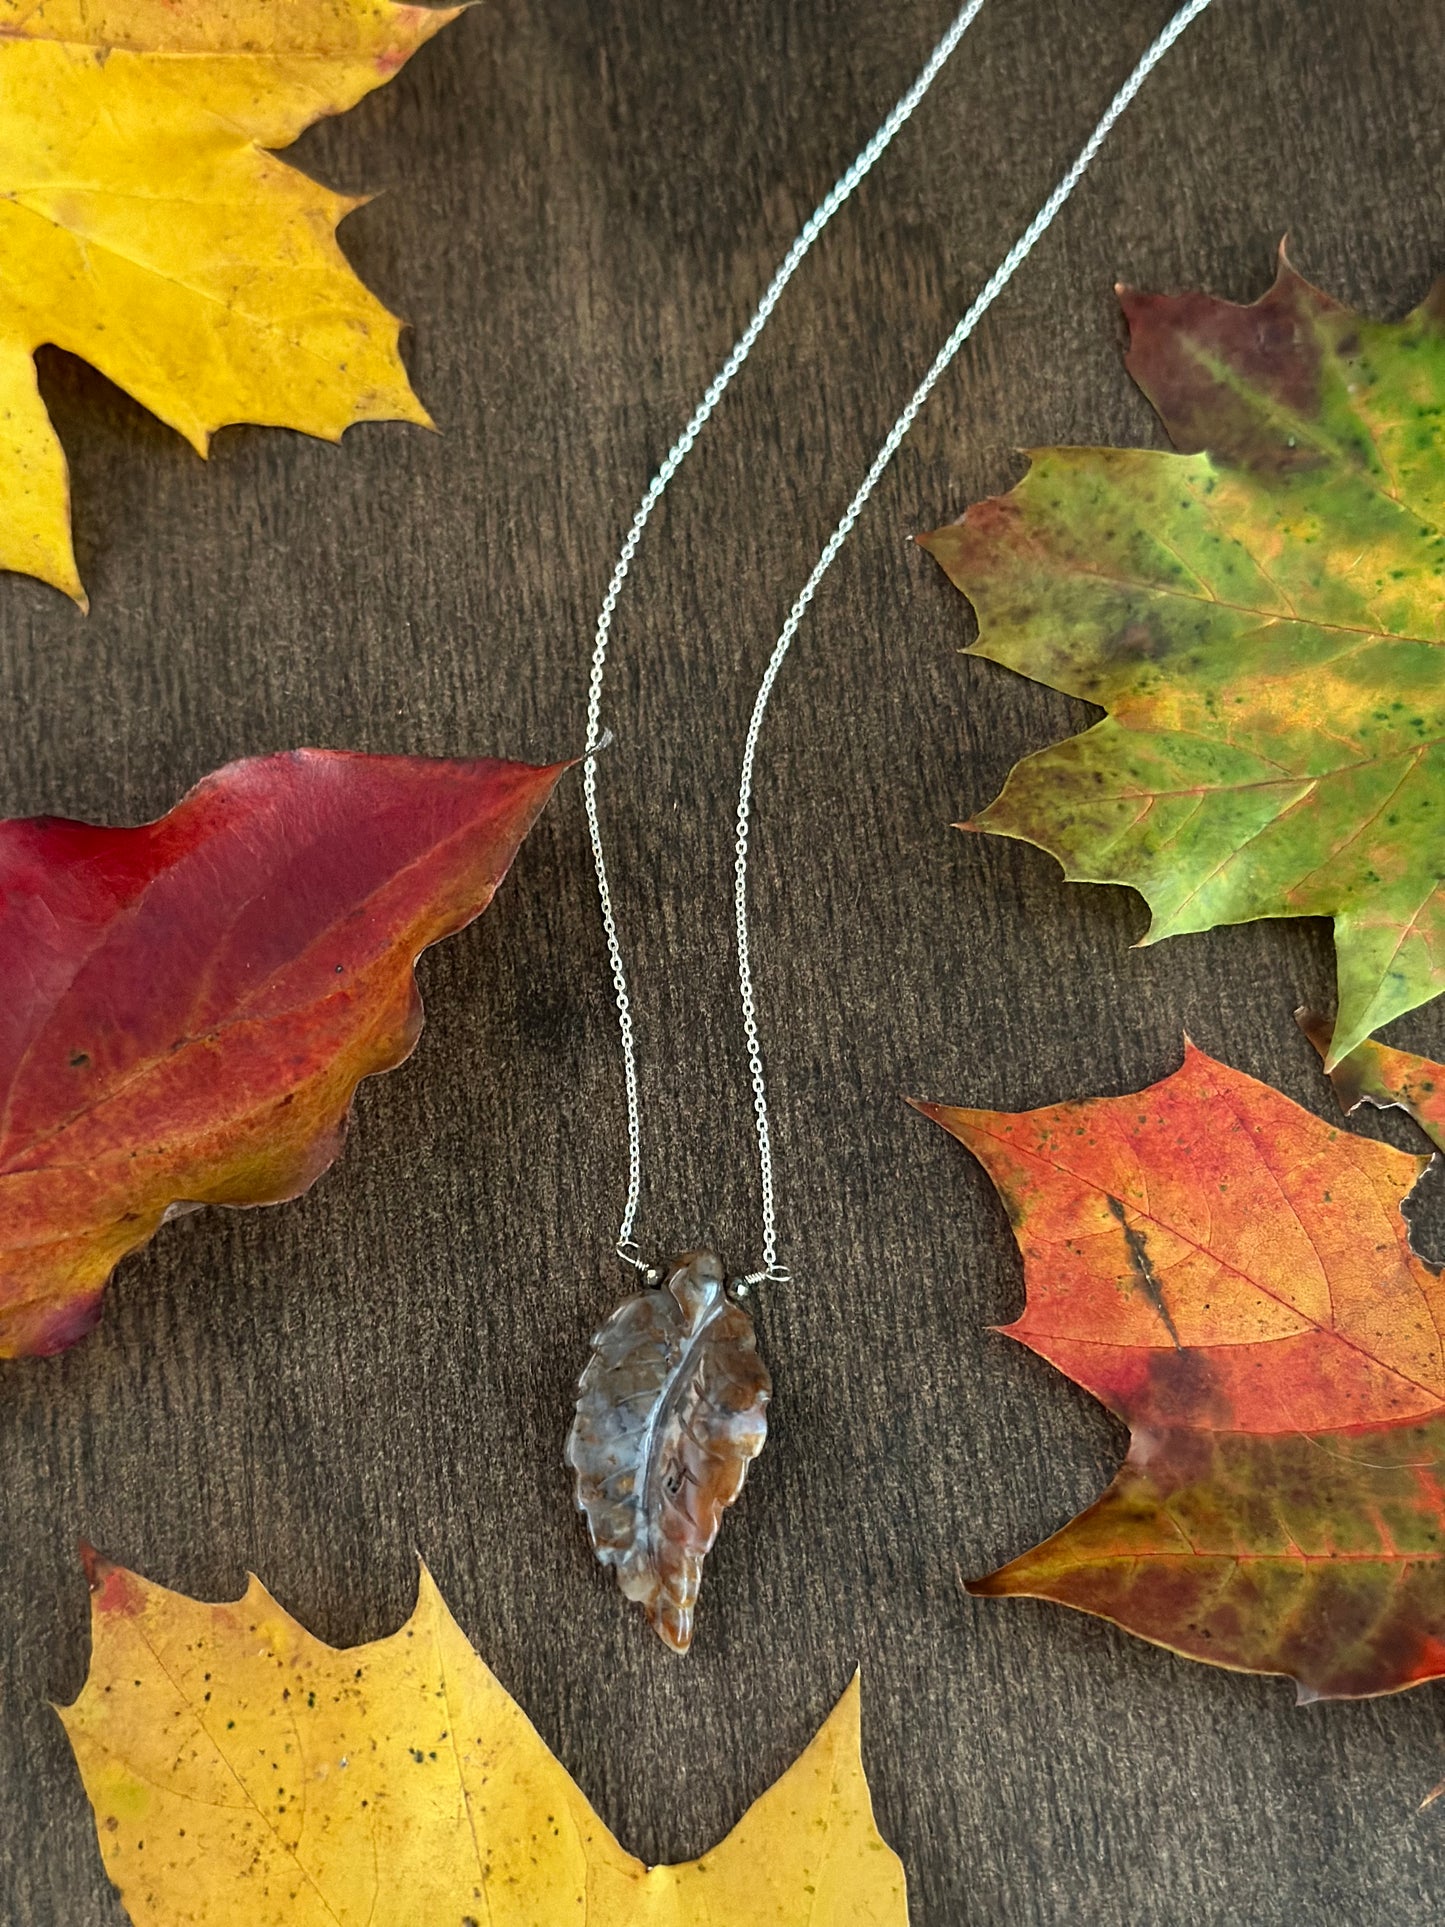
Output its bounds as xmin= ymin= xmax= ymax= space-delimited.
xmin=923 ymin=250 xmax=1445 ymax=1068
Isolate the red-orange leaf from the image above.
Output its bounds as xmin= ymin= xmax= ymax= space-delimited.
xmin=0 ymin=750 xmax=564 ymax=1358
xmin=917 ymin=1043 xmax=1445 ymax=1698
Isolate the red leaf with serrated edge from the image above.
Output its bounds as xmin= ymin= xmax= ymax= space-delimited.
xmin=0 ymin=750 xmax=565 ymax=1358
xmin=916 ymin=1044 xmax=1445 ymax=1699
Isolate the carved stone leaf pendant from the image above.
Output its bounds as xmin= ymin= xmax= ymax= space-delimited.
xmin=566 ymin=1250 xmax=771 ymax=1653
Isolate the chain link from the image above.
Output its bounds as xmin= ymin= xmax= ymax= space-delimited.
xmin=584 ymin=0 xmax=1219 ymax=1285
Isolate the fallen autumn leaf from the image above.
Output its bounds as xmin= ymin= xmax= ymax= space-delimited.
xmin=1300 ymin=1007 xmax=1445 ymax=1156
xmin=918 ymin=1042 xmax=1445 ymax=1699
xmin=0 ymin=748 xmax=564 ymax=1357
xmin=921 ymin=249 xmax=1445 ymax=1069
xmin=0 ymin=0 xmax=462 ymax=601
xmin=60 ymin=1551 xmax=908 ymax=1926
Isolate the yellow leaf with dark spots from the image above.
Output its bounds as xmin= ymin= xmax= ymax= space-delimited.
xmin=60 ymin=1551 xmax=909 ymax=1925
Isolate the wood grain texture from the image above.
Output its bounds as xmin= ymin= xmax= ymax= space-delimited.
xmin=2 ymin=1 xmax=1444 ymax=1920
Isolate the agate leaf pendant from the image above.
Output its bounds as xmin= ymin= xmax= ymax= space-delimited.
xmin=566 ymin=1250 xmax=771 ymax=1653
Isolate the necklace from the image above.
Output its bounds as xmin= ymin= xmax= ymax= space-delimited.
xmin=565 ymin=0 xmax=1218 ymax=1652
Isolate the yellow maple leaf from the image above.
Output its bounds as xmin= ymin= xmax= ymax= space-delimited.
xmin=0 ymin=0 xmax=460 ymax=604
xmin=60 ymin=1553 xmax=910 ymax=1925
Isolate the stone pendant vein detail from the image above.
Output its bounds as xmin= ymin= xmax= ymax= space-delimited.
xmin=566 ymin=1251 xmax=771 ymax=1653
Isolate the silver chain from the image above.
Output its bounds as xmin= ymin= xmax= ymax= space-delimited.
xmin=582 ymin=0 xmax=988 ymax=1273
xmin=583 ymin=0 xmax=1218 ymax=1287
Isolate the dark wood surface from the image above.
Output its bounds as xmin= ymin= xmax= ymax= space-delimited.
xmin=4 ymin=1 xmax=1445 ymax=1920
